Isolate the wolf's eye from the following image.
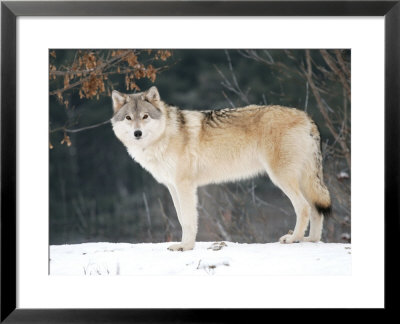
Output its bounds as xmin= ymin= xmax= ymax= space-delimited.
xmin=125 ymin=116 xmax=131 ymax=120
xmin=142 ymin=114 xmax=149 ymax=120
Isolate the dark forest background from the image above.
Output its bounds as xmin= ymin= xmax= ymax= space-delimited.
xmin=49 ymin=49 xmax=351 ymax=245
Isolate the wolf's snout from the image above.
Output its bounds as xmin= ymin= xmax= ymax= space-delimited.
xmin=134 ymin=130 xmax=142 ymax=139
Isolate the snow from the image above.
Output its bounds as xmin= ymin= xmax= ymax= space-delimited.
xmin=50 ymin=241 xmax=351 ymax=276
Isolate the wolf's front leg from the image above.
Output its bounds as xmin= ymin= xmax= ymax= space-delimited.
xmin=167 ymin=182 xmax=198 ymax=251
xmin=166 ymin=184 xmax=182 ymax=225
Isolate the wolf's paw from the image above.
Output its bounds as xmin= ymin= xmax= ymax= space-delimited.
xmin=279 ymin=234 xmax=301 ymax=244
xmin=167 ymin=243 xmax=194 ymax=252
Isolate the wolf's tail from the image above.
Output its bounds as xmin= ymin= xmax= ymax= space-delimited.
xmin=307 ymin=121 xmax=332 ymax=217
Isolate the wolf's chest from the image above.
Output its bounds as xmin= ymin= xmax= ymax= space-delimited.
xmin=128 ymin=146 xmax=175 ymax=184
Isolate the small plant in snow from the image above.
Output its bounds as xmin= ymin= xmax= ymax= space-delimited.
xmin=83 ymin=262 xmax=113 ymax=275
xmin=207 ymin=242 xmax=228 ymax=251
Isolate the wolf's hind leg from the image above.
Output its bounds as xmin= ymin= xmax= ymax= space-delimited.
xmin=303 ymin=207 xmax=323 ymax=242
xmin=167 ymin=182 xmax=198 ymax=251
xmin=272 ymin=178 xmax=311 ymax=244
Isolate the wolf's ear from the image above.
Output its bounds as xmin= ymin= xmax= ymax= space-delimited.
xmin=112 ymin=90 xmax=127 ymax=112
xmin=145 ymin=86 xmax=160 ymax=102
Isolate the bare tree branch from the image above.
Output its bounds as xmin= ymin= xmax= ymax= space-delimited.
xmin=50 ymin=119 xmax=111 ymax=134
xmin=303 ymin=50 xmax=351 ymax=168
xmin=320 ymin=49 xmax=351 ymax=99
xmin=334 ymin=49 xmax=351 ymax=79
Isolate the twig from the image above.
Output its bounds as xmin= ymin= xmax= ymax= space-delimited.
xmin=221 ymin=91 xmax=235 ymax=108
xmin=262 ymin=93 xmax=268 ymax=105
xmin=50 ymin=119 xmax=111 ymax=134
xmin=215 ymin=52 xmax=250 ymax=105
xmin=143 ymin=192 xmax=152 ymax=240
xmin=158 ymin=198 xmax=175 ymax=229
xmin=304 ymin=81 xmax=309 ymax=112
xmin=334 ymin=49 xmax=351 ymax=79
xmin=320 ymin=49 xmax=351 ymax=99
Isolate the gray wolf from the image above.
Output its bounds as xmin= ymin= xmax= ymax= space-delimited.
xmin=111 ymin=86 xmax=331 ymax=251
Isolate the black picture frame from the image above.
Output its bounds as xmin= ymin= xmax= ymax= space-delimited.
xmin=1 ymin=0 xmax=398 ymax=321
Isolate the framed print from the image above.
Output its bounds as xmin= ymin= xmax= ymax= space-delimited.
xmin=1 ymin=0 xmax=398 ymax=321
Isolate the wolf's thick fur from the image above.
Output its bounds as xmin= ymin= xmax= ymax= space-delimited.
xmin=111 ymin=86 xmax=331 ymax=251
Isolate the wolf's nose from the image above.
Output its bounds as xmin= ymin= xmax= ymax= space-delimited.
xmin=134 ymin=130 xmax=142 ymax=138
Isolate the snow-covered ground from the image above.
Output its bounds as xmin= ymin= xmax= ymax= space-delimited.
xmin=50 ymin=241 xmax=351 ymax=276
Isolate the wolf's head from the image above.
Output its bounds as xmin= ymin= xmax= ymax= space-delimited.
xmin=111 ymin=86 xmax=166 ymax=148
